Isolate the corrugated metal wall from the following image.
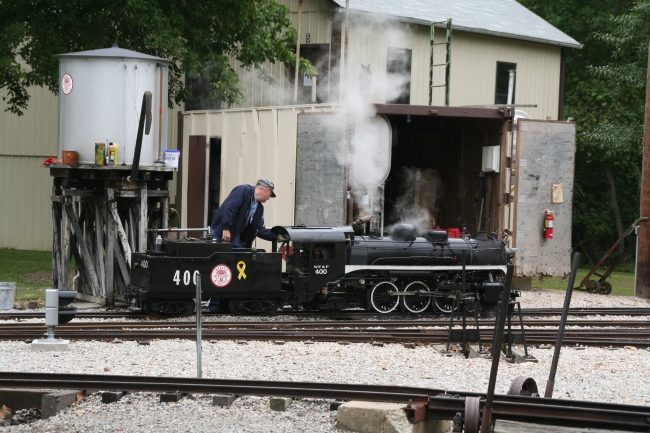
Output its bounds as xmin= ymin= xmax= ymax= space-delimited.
xmin=230 ymin=0 xmax=333 ymax=108
xmin=0 ymin=85 xmax=58 ymax=250
xmin=229 ymin=0 xmax=562 ymax=120
xmin=180 ymin=105 xmax=338 ymax=250
xmin=0 ymin=84 xmax=183 ymax=251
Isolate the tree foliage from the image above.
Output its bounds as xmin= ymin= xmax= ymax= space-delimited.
xmin=0 ymin=0 xmax=313 ymax=115
xmin=519 ymin=0 xmax=649 ymax=263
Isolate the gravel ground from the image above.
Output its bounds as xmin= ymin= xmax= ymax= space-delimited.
xmin=1 ymin=288 xmax=649 ymax=432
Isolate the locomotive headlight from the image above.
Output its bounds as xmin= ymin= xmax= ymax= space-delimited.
xmin=359 ymin=279 xmax=365 ymax=285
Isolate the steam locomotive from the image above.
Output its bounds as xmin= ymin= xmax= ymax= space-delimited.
xmin=126 ymin=223 xmax=515 ymax=315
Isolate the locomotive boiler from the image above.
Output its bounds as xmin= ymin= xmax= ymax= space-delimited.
xmin=126 ymin=223 xmax=515 ymax=315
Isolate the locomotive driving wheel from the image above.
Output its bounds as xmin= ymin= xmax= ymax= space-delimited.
xmin=401 ymin=281 xmax=431 ymax=313
xmin=370 ymin=281 xmax=400 ymax=313
xmin=433 ymin=288 xmax=457 ymax=314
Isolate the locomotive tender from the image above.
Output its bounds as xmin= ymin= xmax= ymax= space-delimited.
xmin=128 ymin=223 xmax=515 ymax=315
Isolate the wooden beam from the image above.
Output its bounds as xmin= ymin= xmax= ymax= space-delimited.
xmin=139 ymin=182 xmax=148 ymax=252
xmin=107 ymin=192 xmax=132 ymax=267
xmin=64 ymin=202 xmax=101 ymax=295
xmin=61 ymin=197 xmax=71 ymax=290
xmin=104 ymin=194 xmax=115 ymax=306
xmin=112 ymin=236 xmax=131 ymax=285
xmin=95 ymin=203 xmax=106 ymax=298
xmin=51 ymin=199 xmax=62 ymax=289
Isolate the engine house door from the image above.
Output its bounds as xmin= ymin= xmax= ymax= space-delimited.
xmin=513 ymin=120 xmax=576 ymax=277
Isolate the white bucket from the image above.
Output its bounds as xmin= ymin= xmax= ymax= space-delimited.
xmin=165 ymin=149 xmax=180 ymax=169
xmin=0 ymin=282 xmax=16 ymax=310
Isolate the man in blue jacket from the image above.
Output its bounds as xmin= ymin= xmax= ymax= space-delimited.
xmin=210 ymin=178 xmax=278 ymax=248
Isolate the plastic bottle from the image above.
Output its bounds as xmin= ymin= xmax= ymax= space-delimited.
xmin=155 ymin=235 xmax=162 ymax=251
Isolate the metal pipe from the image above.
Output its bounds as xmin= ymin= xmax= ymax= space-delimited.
xmin=196 ymin=275 xmax=203 ymax=379
xmin=480 ymin=262 xmax=514 ymax=433
xmin=507 ymin=69 xmax=516 ymax=105
xmin=129 ymin=91 xmax=153 ymax=182
xmin=148 ymin=227 xmax=210 ymax=233
xmin=293 ymin=0 xmax=304 ymax=104
xmin=343 ymin=0 xmax=350 ymax=97
xmin=429 ymin=21 xmax=434 ymax=106
xmin=311 ymin=74 xmax=318 ymax=103
xmin=545 ymin=252 xmax=580 ymax=398
xmin=158 ymin=66 xmax=163 ymax=159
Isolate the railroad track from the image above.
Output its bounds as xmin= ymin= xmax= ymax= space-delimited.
xmin=1 ymin=372 xmax=649 ymax=432
xmin=2 ymin=306 xmax=650 ymax=320
xmin=3 ymin=322 xmax=650 ymax=347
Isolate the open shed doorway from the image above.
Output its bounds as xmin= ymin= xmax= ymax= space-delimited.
xmin=382 ymin=114 xmax=504 ymax=237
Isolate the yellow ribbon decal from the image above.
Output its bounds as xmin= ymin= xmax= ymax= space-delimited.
xmin=237 ymin=261 xmax=247 ymax=280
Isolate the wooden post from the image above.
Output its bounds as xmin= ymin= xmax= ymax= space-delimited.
xmin=61 ymin=196 xmax=71 ymax=290
xmin=64 ymin=202 xmax=101 ymax=295
xmin=108 ymin=193 xmax=132 ymax=266
xmin=105 ymin=190 xmax=115 ymax=306
xmin=636 ymin=42 xmax=650 ymax=299
xmin=51 ymin=198 xmax=62 ymax=289
xmin=139 ymin=182 xmax=148 ymax=252
xmin=94 ymin=203 xmax=106 ymax=297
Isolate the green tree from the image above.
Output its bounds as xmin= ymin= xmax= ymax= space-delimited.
xmin=520 ymin=0 xmax=649 ymax=263
xmin=0 ymin=0 xmax=314 ymax=115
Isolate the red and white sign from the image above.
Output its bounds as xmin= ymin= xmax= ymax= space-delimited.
xmin=62 ymin=73 xmax=73 ymax=95
xmin=210 ymin=264 xmax=232 ymax=288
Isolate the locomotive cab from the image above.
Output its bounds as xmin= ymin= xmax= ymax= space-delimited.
xmin=272 ymin=226 xmax=353 ymax=309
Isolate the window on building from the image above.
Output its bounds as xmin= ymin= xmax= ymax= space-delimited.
xmin=495 ymin=62 xmax=516 ymax=104
xmin=386 ymin=47 xmax=412 ymax=104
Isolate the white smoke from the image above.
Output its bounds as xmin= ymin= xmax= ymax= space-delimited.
xmin=316 ymin=15 xmax=417 ymax=218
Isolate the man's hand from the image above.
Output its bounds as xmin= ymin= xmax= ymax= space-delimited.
xmin=222 ymin=230 xmax=231 ymax=242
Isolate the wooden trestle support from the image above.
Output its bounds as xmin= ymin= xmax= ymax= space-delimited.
xmin=49 ymin=165 xmax=175 ymax=306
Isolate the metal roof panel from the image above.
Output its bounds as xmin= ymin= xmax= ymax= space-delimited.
xmin=331 ymin=0 xmax=581 ymax=48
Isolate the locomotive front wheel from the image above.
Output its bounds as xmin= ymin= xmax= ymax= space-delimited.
xmin=370 ymin=281 xmax=400 ymax=313
xmin=401 ymin=281 xmax=431 ymax=314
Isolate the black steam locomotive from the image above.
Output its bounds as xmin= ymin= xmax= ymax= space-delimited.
xmin=127 ymin=223 xmax=515 ymax=315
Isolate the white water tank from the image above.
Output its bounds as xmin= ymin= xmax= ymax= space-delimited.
xmin=56 ymin=44 xmax=170 ymax=165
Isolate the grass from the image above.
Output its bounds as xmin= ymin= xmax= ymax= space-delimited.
xmin=0 ymin=249 xmax=56 ymax=306
xmin=531 ymin=267 xmax=636 ymax=297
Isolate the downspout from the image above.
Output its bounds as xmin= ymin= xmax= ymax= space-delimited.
xmin=293 ymin=0 xmax=304 ymax=104
xmin=507 ymin=69 xmax=516 ymax=105
xmin=558 ymin=47 xmax=567 ymax=120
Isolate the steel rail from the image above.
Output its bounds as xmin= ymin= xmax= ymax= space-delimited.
xmin=4 ymin=328 xmax=650 ymax=347
xmin=1 ymin=372 xmax=649 ymax=432
xmin=428 ymin=395 xmax=650 ymax=432
xmin=2 ymin=318 xmax=650 ymax=331
xmin=2 ymin=306 xmax=650 ymax=321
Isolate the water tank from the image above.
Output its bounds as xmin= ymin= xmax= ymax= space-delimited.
xmin=56 ymin=44 xmax=170 ymax=166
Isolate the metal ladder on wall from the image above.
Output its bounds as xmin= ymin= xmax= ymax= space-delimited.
xmin=429 ymin=19 xmax=452 ymax=106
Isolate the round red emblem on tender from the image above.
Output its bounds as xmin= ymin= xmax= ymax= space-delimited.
xmin=210 ymin=264 xmax=232 ymax=287
xmin=62 ymin=73 xmax=73 ymax=95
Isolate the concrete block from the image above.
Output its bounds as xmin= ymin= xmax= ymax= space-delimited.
xmin=212 ymin=394 xmax=236 ymax=407
xmin=270 ymin=397 xmax=293 ymax=411
xmin=337 ymin=401 xmax=451 ymax=433
xmin=432 ymin=345 xmax=453 ymax=356
xmin=511 ymin=346 xmax=538 ymax=363
xmin=101 ymin=391 xmax=125 ymax=404
xmin=31 ymin=339 xmax=70 ymax=351
xmin=160 ymin=393 xmax=183 ymax=403
xmin=468 ymin=345 xmax=482 ymax=358
xmin=402 ymin=343 xmax=416 ymax=349
xmin=42 ymin=390 xmax=81 ymax=419
xmin=0 ymin=389 xmax=48 ymax=409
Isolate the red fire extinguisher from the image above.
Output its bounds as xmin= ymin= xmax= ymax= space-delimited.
xmin=544 ymin=209 xmax=555 ymax=239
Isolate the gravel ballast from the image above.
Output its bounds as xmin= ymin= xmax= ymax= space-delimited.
xmin=1 ymin=288 xmax=649 ymax=432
